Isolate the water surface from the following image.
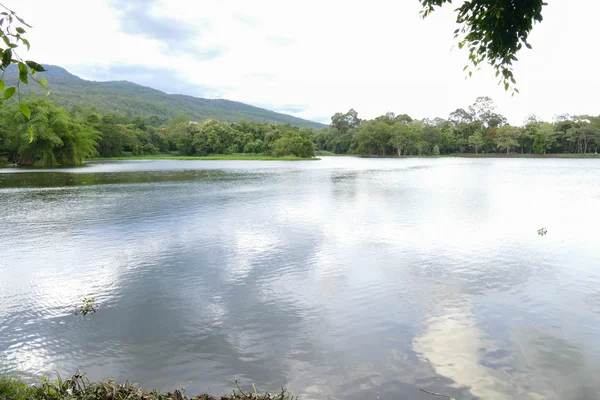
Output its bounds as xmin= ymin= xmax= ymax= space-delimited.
xmin=1 ymin=157 xmax=600 ymax=400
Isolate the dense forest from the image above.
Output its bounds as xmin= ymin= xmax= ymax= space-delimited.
xmin=0 ymin=96 xmax=598 ymax=167
xmin=0 ymin=98 xmax=317 ymax=166
xmin=315 ymin=97 xmax=600 ymax=156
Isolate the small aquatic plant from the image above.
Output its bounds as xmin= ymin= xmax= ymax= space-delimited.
xmin=76 ymin=298 xmax=96 ymax=316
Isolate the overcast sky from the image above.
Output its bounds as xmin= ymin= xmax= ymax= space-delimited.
xmin=15 ymin=0 xmax=600 ymax=125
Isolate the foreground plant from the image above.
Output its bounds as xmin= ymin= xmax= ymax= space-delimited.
xmin=1 ymin=372 xmax=297 ymax=400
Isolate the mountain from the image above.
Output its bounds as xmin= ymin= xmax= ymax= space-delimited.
xmin=5 ymin=65 xmax=326 ymax=129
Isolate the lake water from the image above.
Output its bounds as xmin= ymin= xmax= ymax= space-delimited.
xmin=1 ymin=157 xmax=600 ymax=400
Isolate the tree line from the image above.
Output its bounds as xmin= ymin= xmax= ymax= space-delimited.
xmin=1 ymin=96 xmax=599 ymax=166
xmin=0 ymin=98 xmax=316 ymax=166
xmin=315 ymin=97 xmax=600 ymax=156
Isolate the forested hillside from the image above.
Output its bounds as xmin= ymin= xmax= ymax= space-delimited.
xmin=3 ymin=65 xmax=325 ymax=129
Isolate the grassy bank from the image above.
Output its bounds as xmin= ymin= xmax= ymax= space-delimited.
xmin=0 ymin=374 xmax=295 ymax=400
xmin=351 ymin=153 xmax=600 ymax=159
xmin=88 ymin=154 xmax=319 ymax=161
xmin=448 ymin=153 xmax=600 ymax=158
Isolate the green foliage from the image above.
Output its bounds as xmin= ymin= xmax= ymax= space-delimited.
xmin=272 ymin=131 xmax=315 ymax=158
xmin=1 ymin=373 xmax=297 ymax=400
xmin=76 ymin=298 xmax=96 ymax=316
xmin=0 ymin=5 xmax=47 ymax=119
xmin=1 ymin=96 xmax=597 ymax=164
xmin=420 ymin=0 xmax=546 ymax=92
xmin=468 ymin=132 xmax=484 ymax=153
xmin=0 ymin=98 xmax=99 ymax=166
xmin=323 ymin=97 xmax=599 ymax=157
xmin=494 ymin=125 xmax=521 ymax=154
xmin=0 ymin=376 xmax=35 ymax=400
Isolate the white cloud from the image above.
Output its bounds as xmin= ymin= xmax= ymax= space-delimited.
xmin=14 ymin=0 xmax=600 ymax=124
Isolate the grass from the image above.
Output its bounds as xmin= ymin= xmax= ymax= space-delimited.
xmin=353 ymin=153 xmax=600 ymax=159
xmin=449 ymin=153 xmax=600 ymax=158
xmin=0 ymin=373 xmax=296 ymax=400
xmin=88 ymin=154 xmax=319 ymax=161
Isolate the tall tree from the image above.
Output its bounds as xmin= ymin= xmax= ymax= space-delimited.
xmin=468 ymin=132 xmax=484 ymax=154
xmin=494 ymin=125 xmax=521 ymax=154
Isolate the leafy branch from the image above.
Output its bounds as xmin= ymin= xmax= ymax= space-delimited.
xmin=419 ymin=0 xmax=547 ymax=95
xmin=0 ymin=2 xmax=48 ymax=140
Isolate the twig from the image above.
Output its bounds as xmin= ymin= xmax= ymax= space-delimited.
xmin=420 ymin=388 xmax=455 ymax=399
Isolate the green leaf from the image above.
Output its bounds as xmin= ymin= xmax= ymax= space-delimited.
xmin=3 ymin=86 xmax=15 ymax=100
xmin=1 ymin=36 xmax=9 ymax=47
xmin=21 ymin=38 xmax=30 ymax=50
xmin=0 ymin=79 xmax=4 ymax=93
xmin=16 ymin=27 xmax=25 ymax=34
xmin=504 ymin=82 xmax=509 ymax=91
xmin=15 ymin=15 xmax=32 ymax=28
xmin=28 ymin=126 xmax=33 ymax=143
xmin=25 ymin=60 xmax=45 ymax=72
xmin=17 ymin=61 xmax=26 ymax=73
xmin=37 ymin=77 xmax=48 ymax=90
xmin=18 ymin=62 xmax=28 ymax=84
xmin=20 ymin=103 xmax=31 ymax=120
xmin=2 ymin=49 xmax=12 ymax=69
xmin=525 ymin=43 xmax=533 ymax=50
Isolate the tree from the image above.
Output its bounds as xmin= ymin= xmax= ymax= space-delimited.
xmin=406 ymin=121 xmax=424 ymax=155
xmin=567 ymin=118 xmax=599 ymax=154
xmin=389 ymin=121 xmax=410 ymax=156
xmin=272 ymin=131 xmax=315 ymax=158
xmin=468 ymin=132 xmax=484 ymax=153
xmin=468 ymin=97 xmax=506 ymax=129
xmin=0 ymin=98 xmax=99 ymax=165
xmin=494 ymin=125 xmax=521 ymax=154
xmin=331 ymin=109 xmax=361 ymax=135
xmin=420 ymin=0 xmax=546 ymax=92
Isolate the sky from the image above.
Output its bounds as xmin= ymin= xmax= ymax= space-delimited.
xmin=14 ymin=0 xmax=600 ymax=125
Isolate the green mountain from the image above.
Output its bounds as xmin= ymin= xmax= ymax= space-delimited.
xmin=6 ymin=65 xmax=325 ymax=129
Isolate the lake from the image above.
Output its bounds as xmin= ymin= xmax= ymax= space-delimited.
xmin=1 ymin=157 xmax=600 ymax=400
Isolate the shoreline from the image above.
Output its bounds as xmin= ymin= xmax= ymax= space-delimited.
xmin=0 ymin=374 xmax=294 ymax=400
xmin=341 ymin=153 xmax=600 ymax=159
xmin=88 ymin=154 xmax=320 ymax=161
